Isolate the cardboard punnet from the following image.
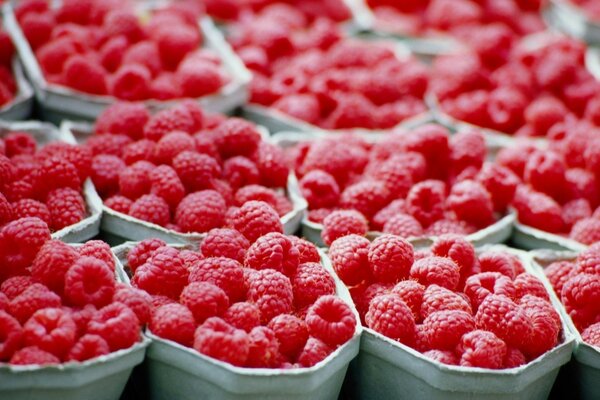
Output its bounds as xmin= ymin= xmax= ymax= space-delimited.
xmin=511 ymin=221 xmax=588 ymax=252
xmin=0 ymin=59 xmax=33 ymax=121
xmin=546 ymin=0 xmax=600 ymax=45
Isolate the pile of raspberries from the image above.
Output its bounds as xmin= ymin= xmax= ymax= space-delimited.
xmin=433 ymin=36 xmax=600 ymax=138
xmin=497 ymin=122 xmax=600 ymax=244
xmin=545 ymin=244 xmax=600 ymax=348
xmin=0 ymin=219 xmax=143 ymax=365
xmin=291 ymin=124 xmax=513 ymax=245
xmin=227 ymin=4 xmax=429 ymax=130
xmin=367 ymin=0 xmax=545 ymax=38
xmin=0 ymin=130 xmax=89 ymax=232
xmin=84 ymin=101 xmax=292 ymax=234
xmin=0 ymin=25 xmax=16 ymax=108
xmin=14 ymin=0 xmax=229 ymax=100
xmin=330 ymin=233 xmax=562 ymax=369
xmin=126 ymin=228 xmax=357 ymax=368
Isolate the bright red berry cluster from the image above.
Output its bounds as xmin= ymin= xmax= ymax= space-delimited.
xmin=203 ymin=0 xmax=351 ymax=22
xmin=15 ymin=0 xmax=229 ymax=101
xmin=434 ymin=36 xmax=599 ymax=137
xmin=292 ymin=125 xmax=509 ymax=242
xmin=367 ymin=0 xmax=544 ymax=39
xmin=0 ymin=226 xmax=143 ymax=365
xmin=0 ymin=130 xmax=90 ymax=232
xmin=330 ymin=234 xmax=561 ymax=368
xmin=129 ymin=227 xmax=357 ymax=369
xmin=0 ymin=25 xmax=16 ymax=108
xmin=545 ymin=244 xmax=600 ymax=348
xmin=85 ymin=101 xmax=292 ymax=234
xmin=226 ymin=4 xmax=428 ymax=130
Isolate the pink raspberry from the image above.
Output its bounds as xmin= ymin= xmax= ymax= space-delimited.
xmin=514 ymin=273 xmax=549 ymax=300
xmin=230 ymin=201 xmax=283 ymax=243
xmin=246 ymin=269 xmax=293 ymax=323
xmin=423 ymin=349 xmax=458 ymax=365
xmin=113 ymin=287 xmax=152 ymax=325
xmin=67 ymin=334 xmax=110 ymax=362
xmin=478 ymin=251 xmax=522 ymax=279
xmin=244 ymin=232 xmax=299 ymax=276
xmin=31 ymin=239 xmax=79 ymax=294
xmin=370 ymin=157 xmax=414 ymax=199
xmin=127 ymin=238 xmax=166 ymax=273
xmin=382 ymin=213 xmax=424 ymax=238
xmin=297 ymin=336 xmax=333 ymax=367
xmin=464 ymin=272 xmax=517 ymax=311
xmin=0 ymin=276 xmax=33 ymax=300
xmin=150 ymin=303 xmax=195 ymax=347
xmin=512 ymin=186 xmax=564 ymax=233
xmin=64 ymin=256 xmax=116 ymax=308
xmin=582 ymin=322 xmax=600 ymax=348
xmin=562 ymin=199 xmax=592 ymax=229
xmin=457 ymin=330 xmax=507 ymax=369
xmin=245 ymin=326 xmax=282 ymax=368
xmin=372 ymin=199 xmax=408 ymax=231
xmin=477 ymin=163 xmax=520 ymax=212
xmin=368 ymin=234 xmax=414 ymax=284
xmin=143 ymin=105 xmax=200 ymax=142
xmin=475 ymin=294 xmax=532 ymax=351
xmin=45 ymin=187 xmax=86 ymax=231
xmin=267 ymin=313 xmax=308 ymax=359
xmin=149 ymin=165 xmax=185 ymax=209
xmin=214 ymin=118 xmax=261 ymax=159
xmin=23 ymin=307 xmax=76 ymax=358
xmin=365 ymin=293 xmax=416 ymax=345
xmin=79 ymin=240 xmax=114 ymax=271
xmin=292 ymin=262 xmax=336 ymax=309
xmin=450 ymin=129 xmax=486 ymax=175
xmin=329 ymin=235 xmax=371 ymax=286
xmin=224 ymin=302 xmax=261 ymax=333
xmin=545 ymin=261 xmax=576 ymax=294
xmin=446 ymin=180 xmax=495 ymax=228
xmin=306 ymin=295 xmax=356 ymax=346
xmin=423 ymin=310 xmax=475 ymax=350
xmin=253 ymin=141 xmax=291 ymax=189
xmin=289 ymin=236 xmax=320 ymax=264
xmin=420 ymin=284 xmax=472 ymax=320
xmin=193 ymin=317 xmax=250 ymax=366
xmin=118 ymin=161 xmax=154 ymax=199
xmin=200 ymin=228 xmax=250 ymax=263
xmin=299 ymin=170 xmax=340 ymax=210
xmin=188 ymin=257 xmax=245 ymax=302
xmin=175 ymin=190 xmax=226 ymax=233
xmin=410 ymin=256 xmax=460 ymax=291
xmin=129 ymin=194 xmax=171 ymax=227
xmin=390 ymin=280 xmax=425 ymax=320
xmin=406 ymin=180 xmax=446 ymax=227
xmin=0 ymin=311 xmax=23 ymax=361
xmin=223 ymin=156 xmax=260 ymax=190
xmin=524 ymin=151 xmax=567 ymax=200
xmin=0 ymin=217 xmax=51 ymax=278
xmin=321 ymin=209 xmax=368 ymax=246
xmin=10 ymin=346 xmax=60 ymax=365
xmin=561 ymin=273 xmax=600 ymax=330
xmin=122 ymin=140 xmax=156 ymax=165
xmin=95 ymin=102 xmax=150 ymax=140
xmin=87 ymin=302 xmax=140 ymax=351
xmin=180 ymin=282 xmax=229 ymax=324
xmin=339 ymin=181 xmax=390 ymax=220
xmin=90 ymin=155 xmax=125 ymax=197
xmin=133 ymin=246 xmax=188 ymax=299
xmin=571 ymin=218 xmax=600 ymax=245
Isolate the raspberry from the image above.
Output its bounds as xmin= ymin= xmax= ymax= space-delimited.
xmin=423 ymin=310 xmax=475 ymax=350
xmin=148 ymin=165 xmax=185 ymax=209
xmin=325 ymin=93 xmax=377 ymax=129
xmin=0 ymin=311 xmax=23 ymax=361
xmin=390 ymin=280 xmax=425 ymax=321
xmin=172 ymin=151 xmax=221 ymax=192
xmin=350 ymin=282 xmax=391 ymax=321
xmin=90 ymin=155 xmax=125 ymax=197
xmin=582 ymin=322 xmax=600 ymax=347
xmin=339 ymin=181 xmax=390 ymax=220
xmin=562 ymin=198 xmax=592 ymax=229
xmin=8 ymin=283 xmax=61 ymax=325
xmin=45 ymin=187 xmax=86 ymax=231
xmin=512 ymin=186 xmax=564 ymax=233
xmin=234 ymin=185 xmax=285 ymax=212
xmin=230 ymin=201 xmax=283 ymax=243
xmin=133 ymin=246 xmax=188 ymax=299
xmin=545 ymin=261 xmax=576 ymax=294
xmin=0 ymin=217 xmax=51 ymax=277
xmin=253 ymin=142 xmax=290 ymax=188
xmin=129 ymin=194 xmax=170 ymax=227
xmin=10 ymin=346 xmax=60 ymax=365
xmin=122 ymin=40 xmax=161 ymax=77
xmin=477 ymin=163 xmax=520 ymax=212
xmin=478 ymin=252 xmax=517 ymax=279
xmin=23 ymin=307 xmax=76 ymax=358
xmin=156 ymin=25 xmax=201 ymax=69
xmin=64 ymin=256 xmax=115 ymax=308
xmin=382 ymin=213 xmax=423 ymax=238
xmin=188 ymin=257 xmax=245 ymax=302
xmin=576 ymin=244 xmax=600 ymax=275
xmin=410 ymin=256 xmax=460 ymax=291
xmin=224 ymin=302 xmax=261 ymax=333
xmin=153 ymin=132 xmax=196 ymax=165
xmin=367 ymin=234 xmax=414 ymax=284
xmin=0 ymin=193 xmax=13 ymax=225
xmin=150 ymin=303 xmax=195 ymax=347
xmin=69 ymin=304 xmax=96 ymax=337
xmin=307 ymin=208 xmax=335 ymax=224
xmin=180 ymin=250 xmax=203 ymax=271
xmin=176 ymin=62 xmax=224 ymax=98
xmin=95 ymin=102 xmax=150 ymax=140
xmin=78 ymin=240 xmax=114 ymax=270
xmin=127 ymin=238 xmax=166 ymax=273
xmin=431 ymin=235 xmax=476 ymax=277
xmin=113 ymin=287 xmax=152 ymax=325
xmin=119 ymin=161 xmax=154 ymax=199
xmin=180 ymin=282 xmax=229 ymax=324
xmin=288 ymin=236 xmax=320 ymax=264
xmin=475 ymin=294 xmax=532 ymax=350
xmin=446 ymin=180 xmax=495 ymax=228
xmin=110 ymin=64 xmax=151 ymax=101
xmin=63 ymin=54 xmax=108 ymax=95
xmin=525 ymin=96 xmax=569 ymax=136
xmin=121 ymin=140 xmax=155 ymax=166
xmin=67 ymin=334 xmax=110 ymax=362
xmin=4 ymin=132 xmax=36 ymax=157
xmin=561 ymin=273 xmax=600 ymax=330
xmin=420 ymin=284 xmax=472 ymax=320
xmin=213 ymin=118 xmax=261 ymax=159
xmin=244 ymin=326 xmax=281 ymax=368
xmin=297 ymin=337 xmax=333 ymax=367
xmin=372 ymin=199 xmax=408 ymax=231
xmin=39 ymin=143 xmax=92 ymax=182
xmin=524 ymin=152 xmax=567 ymax=200
xmin=223 ymin=157 xmax=260 ymax=190
xmin=514 ymin=273 xmax=549 ymax=300
xmin=144 ymin=107 xmax=198 ymax=142
xmin=457 ymin=330 xmax=507 ymax=369
xmin=33 ymin=156 xmax=81 ymax=197
xmin=464 ymin=272 xmax=517 ymax=311
xmin=321 ymin=210 xmax=368 ymax=246
xmin=329 ymin=235 xmax=371 ymax=286
xmin=450 ymin=130 xmax=486 ymax=175
xmin=365 ymin=294 xmax=416 ymax=345
xmin=267 ymin=314 xmax=308 ymax=359
xmin=86 ymin=134 xmax=133 ymax=158
xmin=244 ymin=232 xmax=299 ymax=276
xmin=193 ymin=317 xmax=250 ymax=366
xmin=31 ymin=239 xmax=79 ymax=293
xmin=175 ymin=190 xmax=226 ymax=233
xmin=423 ymin=349 xmax=458 ymax=365
xmin=246 ymin=269 xmax=293 ymax=323
xmin=292 ymin=262 xmax=336 ymax=309
xmin=1 ymin=276 xmax=34 ymax=300
xmin=20 ymin=12 xmax=54 ymax=50
xmin=305 ymin=295 xmax=355 ymax=347
xmin=525 ymin=309 xmax=560 ymax=359
xmin=571 ymin=218 xmax=600 ymax=245
xmin=406 ymin=180 xmax=446 ymax=227
xmin=88 ymin=302 xmax=140 ymax=351
xmin=200 ymin=228 xmax=250 ymax=264
xmin=273 ymin=94 xmax=320 ymax=125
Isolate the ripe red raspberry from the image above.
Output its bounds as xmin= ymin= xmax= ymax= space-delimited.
xmin=64 ymin=256 xmax=115 ymax=308
xmin=390 ymin=280 xmax=425 ymax=320
xmin=143 ymin=107 xmax=198 ymax=142
xmin=423 ymin=349 xmax=458 ymax=365
xmin=148 ymin=165 xmax=185 ymax=209
xmin=156 ymin=25 xmax=201 ymax=68
xmin=8 ymin=199 xmax=45 ymax=224
xmin=350 ymin=282 xmax=392 ymax=321
xmin=79 ymin=240 xmax=114 ymax=271
xmin=95 ymin=102 xmax=150 ymax=140
xmin=477 ymin=163 xmax=520 ymax=212
xmin=267 ymin=314 xmax=308 ymax=359
xmin=1 ymin=276 xmax=34 ymax=300
xmin=10 ymin=346 xmax=60 ymax=365
xmin=253 ymin=142 xmax=290 ymax=188
xmin=464 ymin=272 xmax=517 ymax=311
xmin=292 ymin=262 xmax=336 ymax=309
xmin=410 ymin=256 xmax=460 ymax=291
xmin=230 ymin=201 xmax=283 ymax=243
xmin=475 ymin=294 xmax=532 ymax=350
xmin=512 ymin=186 xmax=564 ymax=233
xmin=524 ymin=308 xmax=560 ymax=359
xmin=175 ymin=190 xmax=226 ymax=233
xmin=129 ymin=194 xmax=171 ymax=227
xmin=372 ymin=199 xmax=408 ymax=231
xmin=122 ymin=140 xmax=156 ymax=165
xmin=246 ymin=269 xmax=293 ymax=323
xmin=244 ymin=325 xmax=281 ymax=368
xmin=119 ymin=161 xmax=154 ymax=199
xmin=111 ymin=64 xmax=152 ymax=101
xmin=86 ymin=134 xmax=133 ymax=158
xmin=150 ymin=303 xmax=195 ymax=347
xmin=122 ymin=40 xmax=162 ymax=76
xmin=339 ymin=181 xmax=390 ymax=220
xmin=180 ymin=282 xmax=229 ymax=324
xmin=0 ymin=311 xmax=23 ymax=361
xmin=325 ymin=93 xmax=377 ymax=129
xmin=545 ymin=261 xmax=576 ymax=294
xmin=223 ymin=156 xmax=260 ymax=190
xmin=457 ymin=330 xmax=507 ymax=369
xmin=0 ymin=217 xmax=51 ymax=276
xmin=370 ymin=158 xmax=414 ymax=200
xmin=524 ymin=151 xmax=567 ymax=200
xmin=571 ymin=218 xmax=600 ymax=245
xmin=431 ymin=234 xmax=476 ymax=275
xmin=406 ymin=180 xmax=446 ymax=227
xmin=562 ymin=199 xmax=592 ymax=229
xmin=450 ymin=129 xmax=486 ymax=175
xmin=365 ymin=293 xmax=416 ymax=345
xmin=8 ymin=283 xmax=61 ymax=324
xmin=214 ymin=118 xmax=261 ymax=159
xmin=524 ymin=96 xmax=569 ymax=136
xmin=33 ymin=156 xmax=81 ymax=197
xmin=193 ymin=317 xmax=250 ymax=366
xmin=40 ymin=142 xmax=92 ymax=182
xmin=297 ymin=337 xmax=333 ymax=367
xmin=153 ymin=131 xmax=195 ymax=165
xmin=447 ymin=180 xmax=495 ymax=228
xmin=4 ymin=132 xmax=36 ymax=157
xmin=90 ymin=155 xmax=125 ymax=197
xmin=88 ymin=302 xmax=140 ymax=351
xmin=307 ymin=208 xmax=335 ymax=224
xmin=514 ymin=273 xmax=549 ymax=300
xmin=234 ymin=185 xmax=286 ymax=212
xmin=329 ymin=235 xmax=370 ymax=286
xmin=45 ymin=187 xmax=86 ymax=231
xmin=224 ymin=302 xmax=261 ymax=333
xmin=22 ymin=307 xmax=76 ymax=358
xmin=67 ymin=334 xmax=110 ymax=362
xmin=63 ymin=54 xmax=108 ymax=95
xmin=172 ymin=151 xmax=221 ymax=193
xmin=289 ymin=236 xmax=320 ymax=264
xmin=478 ymin=251 xmax=519 ymax=279
xmin=321 ymin=209 xmax=368 ymax=246
xmin=200 ymin=228 xmax=250 ymax=264
xmin=127 ymin=238 xmax=166 ymax=273
xmin=576 ymin=244 xmax=600 ymax=275
xmin=561 ymin=273 xmax=600 ymax=330
xmin=299 ymin=170 xmax=340 ymax=210
xmin=113 ymin=287 xmax=152 ymax=325
xmin=133 ymin=246 xmax=189 ymax=299
xmin=69 ymin=304 xmax=96 ymax=337
xmin=188 ymin=257 xmax=245 ymax=302
xmin=368 ymin=235 xmax=414 ymax=284
xmin=565 ymin=168 xmax=599 ymax=207
xmin=382 ymin=213 xmax=423 ymax=238
xmin=423 ymin=310 xmax=475 ymax=350
xmin=31 ymin=239 xmax=79 ymax=293
xmin=176 ymin=62 xmax=224 ymax=98
xmin=582 ymin=322 xmax=600 ymax=347
xmin=306 ymin=295 xmax=356 ymax=347
xmin=179 ymin=250 xmax=203 ymax=271
xmin=420 ymin=284 xmax=472 ymax=320
xmin=244 ymin=232 xmax=299 ymax=277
